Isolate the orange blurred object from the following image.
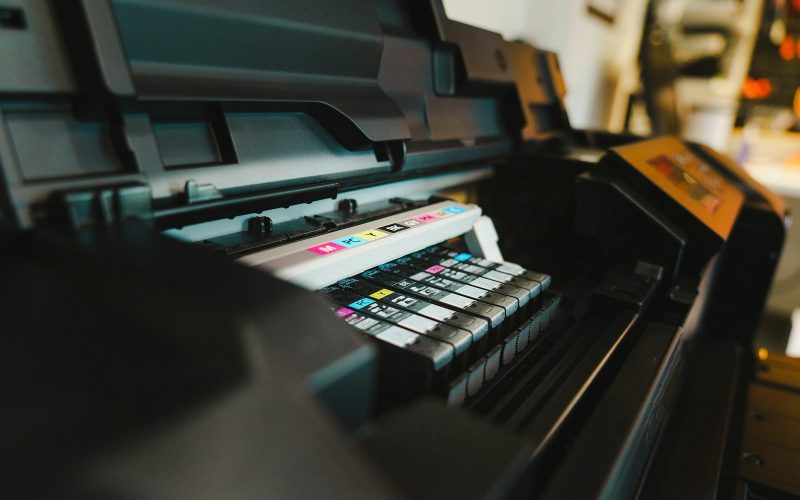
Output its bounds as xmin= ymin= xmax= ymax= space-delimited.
xmin=794 ymin=87 xmax=800 ymax=118
xmin=793 ymin=0 xmax=800 ymax=11
xmin=742 ymin=77 xmax=774 ymax=99
xmin=785 ymin=152 xmax=800 ymax=169
xmin=781 ymin=35 xmax=796 ymax=60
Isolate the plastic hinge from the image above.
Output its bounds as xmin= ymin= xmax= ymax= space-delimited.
xmin=373 ymin=141 xmax=407 ymax=172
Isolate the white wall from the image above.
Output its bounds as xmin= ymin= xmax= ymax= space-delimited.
xmin=443 ymin=0 xmax=648 ymax=131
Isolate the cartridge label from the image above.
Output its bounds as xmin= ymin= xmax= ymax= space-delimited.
xmin=305 ymin=204 xmax=471 ymax=256
xmin=333 ymin=235 xmax=368 ymax=248
xmin=369 ymin=288 xmax=394 ymax=299
xmin=335 ymin=307 xmax=355 ymax=318
xmin=399 ymin=219 xmax=423 ymax=228
xmin=348 ymin=297 xmax=376 ymax=310
xmin=378 ymin=223 xmax=409 ymax=233
xmin=413 ymin=213 xmax=439 ymax=223
xmin=354 ymin=229 xmax=389 ymax=241
xmin=308 ymin=242 xmax=346 ymax=255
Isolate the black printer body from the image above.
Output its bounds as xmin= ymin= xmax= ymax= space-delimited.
xmin=0 ymin=1 xmax=790 ymax=499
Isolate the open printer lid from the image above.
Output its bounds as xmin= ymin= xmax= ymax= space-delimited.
xmin=0 ymin=0 xmax=570 ymax=232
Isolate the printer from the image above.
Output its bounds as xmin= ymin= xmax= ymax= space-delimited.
xmin=0 ymin=1 xmax=792 ymax=498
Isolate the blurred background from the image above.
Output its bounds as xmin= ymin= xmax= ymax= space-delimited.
xmin=444 ymin=0 xmax=800 ymax=355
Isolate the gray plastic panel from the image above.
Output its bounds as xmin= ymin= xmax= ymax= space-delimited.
xmin=108 ymin=0 xmax=410 ymax=146
xmin=376 ymin=34 xmax=512 ymax=170
xmin=152 ymin=121 xmax=220 ymax=168
xmin=379 ymin=35 xmax=507 ymax=144
xmin=5 ymin=106 xmax=124 ymax=181
xmin=145 ymin=112 xmax=390 ymax=199
xmin=0 ymin=0 xmax=76 ymax=93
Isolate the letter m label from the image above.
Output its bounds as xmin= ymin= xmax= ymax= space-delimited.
xmin=308 ymin=242 xmax=345 ymax=255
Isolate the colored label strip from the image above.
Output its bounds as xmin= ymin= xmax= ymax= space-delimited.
xmin=305 ymin=205 xmax=466 ymax=257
